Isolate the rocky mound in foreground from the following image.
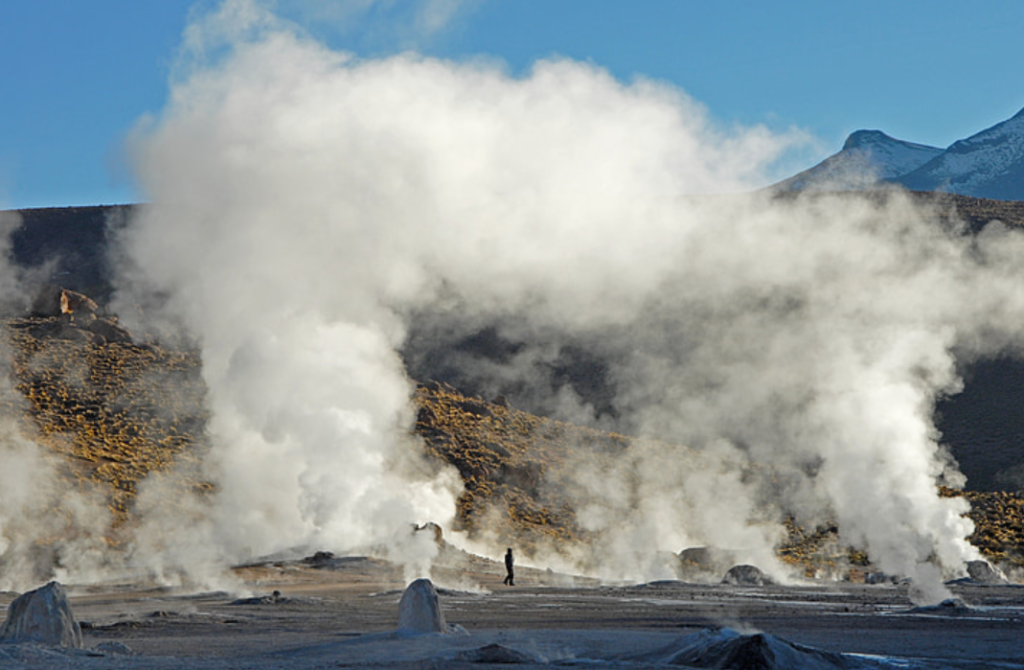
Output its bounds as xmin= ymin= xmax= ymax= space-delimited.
xmin=3 ymin=309 xmax=1024 ymax=574
xmin=634 ymin=627 xmax=857 ymax=669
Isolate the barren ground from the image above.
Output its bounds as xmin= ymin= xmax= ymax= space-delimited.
xmin=1 ymin=552 xmax=1022 ymax=669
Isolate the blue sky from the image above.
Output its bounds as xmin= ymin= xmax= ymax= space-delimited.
xmin=1 ymin=0 xmax=1022 ymax=209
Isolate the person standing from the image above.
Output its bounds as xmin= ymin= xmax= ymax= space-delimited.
xmin=503 ymin=548 xmax=515 ymax=586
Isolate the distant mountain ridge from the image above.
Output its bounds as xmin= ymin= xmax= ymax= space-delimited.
xmin=898 ymin=107 xmax=1024 ymax=200
xmin=777 ymin=106 xmax=1024 ymax=200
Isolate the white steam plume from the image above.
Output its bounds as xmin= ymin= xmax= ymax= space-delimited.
xmin=112 ymin=3 xmax=1024 ymax=602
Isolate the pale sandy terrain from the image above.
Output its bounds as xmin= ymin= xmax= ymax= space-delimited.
xmin=1 ymin=551 xmax=1023 ymax=669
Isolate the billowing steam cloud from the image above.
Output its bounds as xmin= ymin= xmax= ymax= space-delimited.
xmin=96 ymin=2 xmax=1024 ymax=602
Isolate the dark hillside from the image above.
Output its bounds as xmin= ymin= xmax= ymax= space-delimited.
xmin=937 ymin=357 xmax=1024 ymax=491
xmin=7 ymin=205 xmax=132 ymax=303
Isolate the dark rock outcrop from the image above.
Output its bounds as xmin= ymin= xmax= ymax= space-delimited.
xmin=721 ymin=564 xmax=773 ymax=586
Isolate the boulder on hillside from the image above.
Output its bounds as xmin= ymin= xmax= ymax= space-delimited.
xmin=397 ymin=578 xmax=446 ymax=634
xmin=30 ymin=284 xmax=66 ymax=317
xmin=721 ymin=564 xmax=773 ymax=586
xmin=31 ymin=285 xmax=98 ymax=321
xmin=27 ymin=285 xmax=134 ymax=344
xmin=60 ymin=289 xmax=98 ymax=322
xmin=87 ymin=316 xmax=132 ymax=344
xmin=0 ymin=581 xmax=83 ymax=648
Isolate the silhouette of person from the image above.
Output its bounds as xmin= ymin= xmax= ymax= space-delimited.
xmin=503 ymin=547 xmax=515 ymax=586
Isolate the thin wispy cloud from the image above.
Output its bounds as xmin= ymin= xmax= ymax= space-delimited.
xmin=276 ymin=0 xmax=480 ymax=50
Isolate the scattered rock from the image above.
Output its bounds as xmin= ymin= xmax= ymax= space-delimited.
xmin=94 ymin=641 xmax=134 ymax=655
xmin=455 ymin=643 xmax=536 ymax=664
xmin=230 ymin=590 xmax=289 ymax=605
xmin=397 ymin=579 xmax=446 ymax=634
xmin=721 ymin=564 xmax=773 ymax=586
xmin=27 ymin=287 xmax=134 ymax=343
xmin=303 ymin=551 xmax=336 ymax=566
xmin=0 ymin=582 xmax=83 ymax=648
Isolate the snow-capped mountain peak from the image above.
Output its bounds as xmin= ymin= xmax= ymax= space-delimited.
xmin=774 ymin=130 xmax=942 ymax=192
xmin=841 ymin=130 xmax=946 ymax=179
xmin=896 ymin=107 xmax=1024 ymax=200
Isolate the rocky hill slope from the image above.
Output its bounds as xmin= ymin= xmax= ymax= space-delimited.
xmin=4 ymin=313 xmax=209 ymax=533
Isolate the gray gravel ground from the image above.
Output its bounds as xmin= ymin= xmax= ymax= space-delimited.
xmin=1 ymin=555 xmax=1022 ymax=668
